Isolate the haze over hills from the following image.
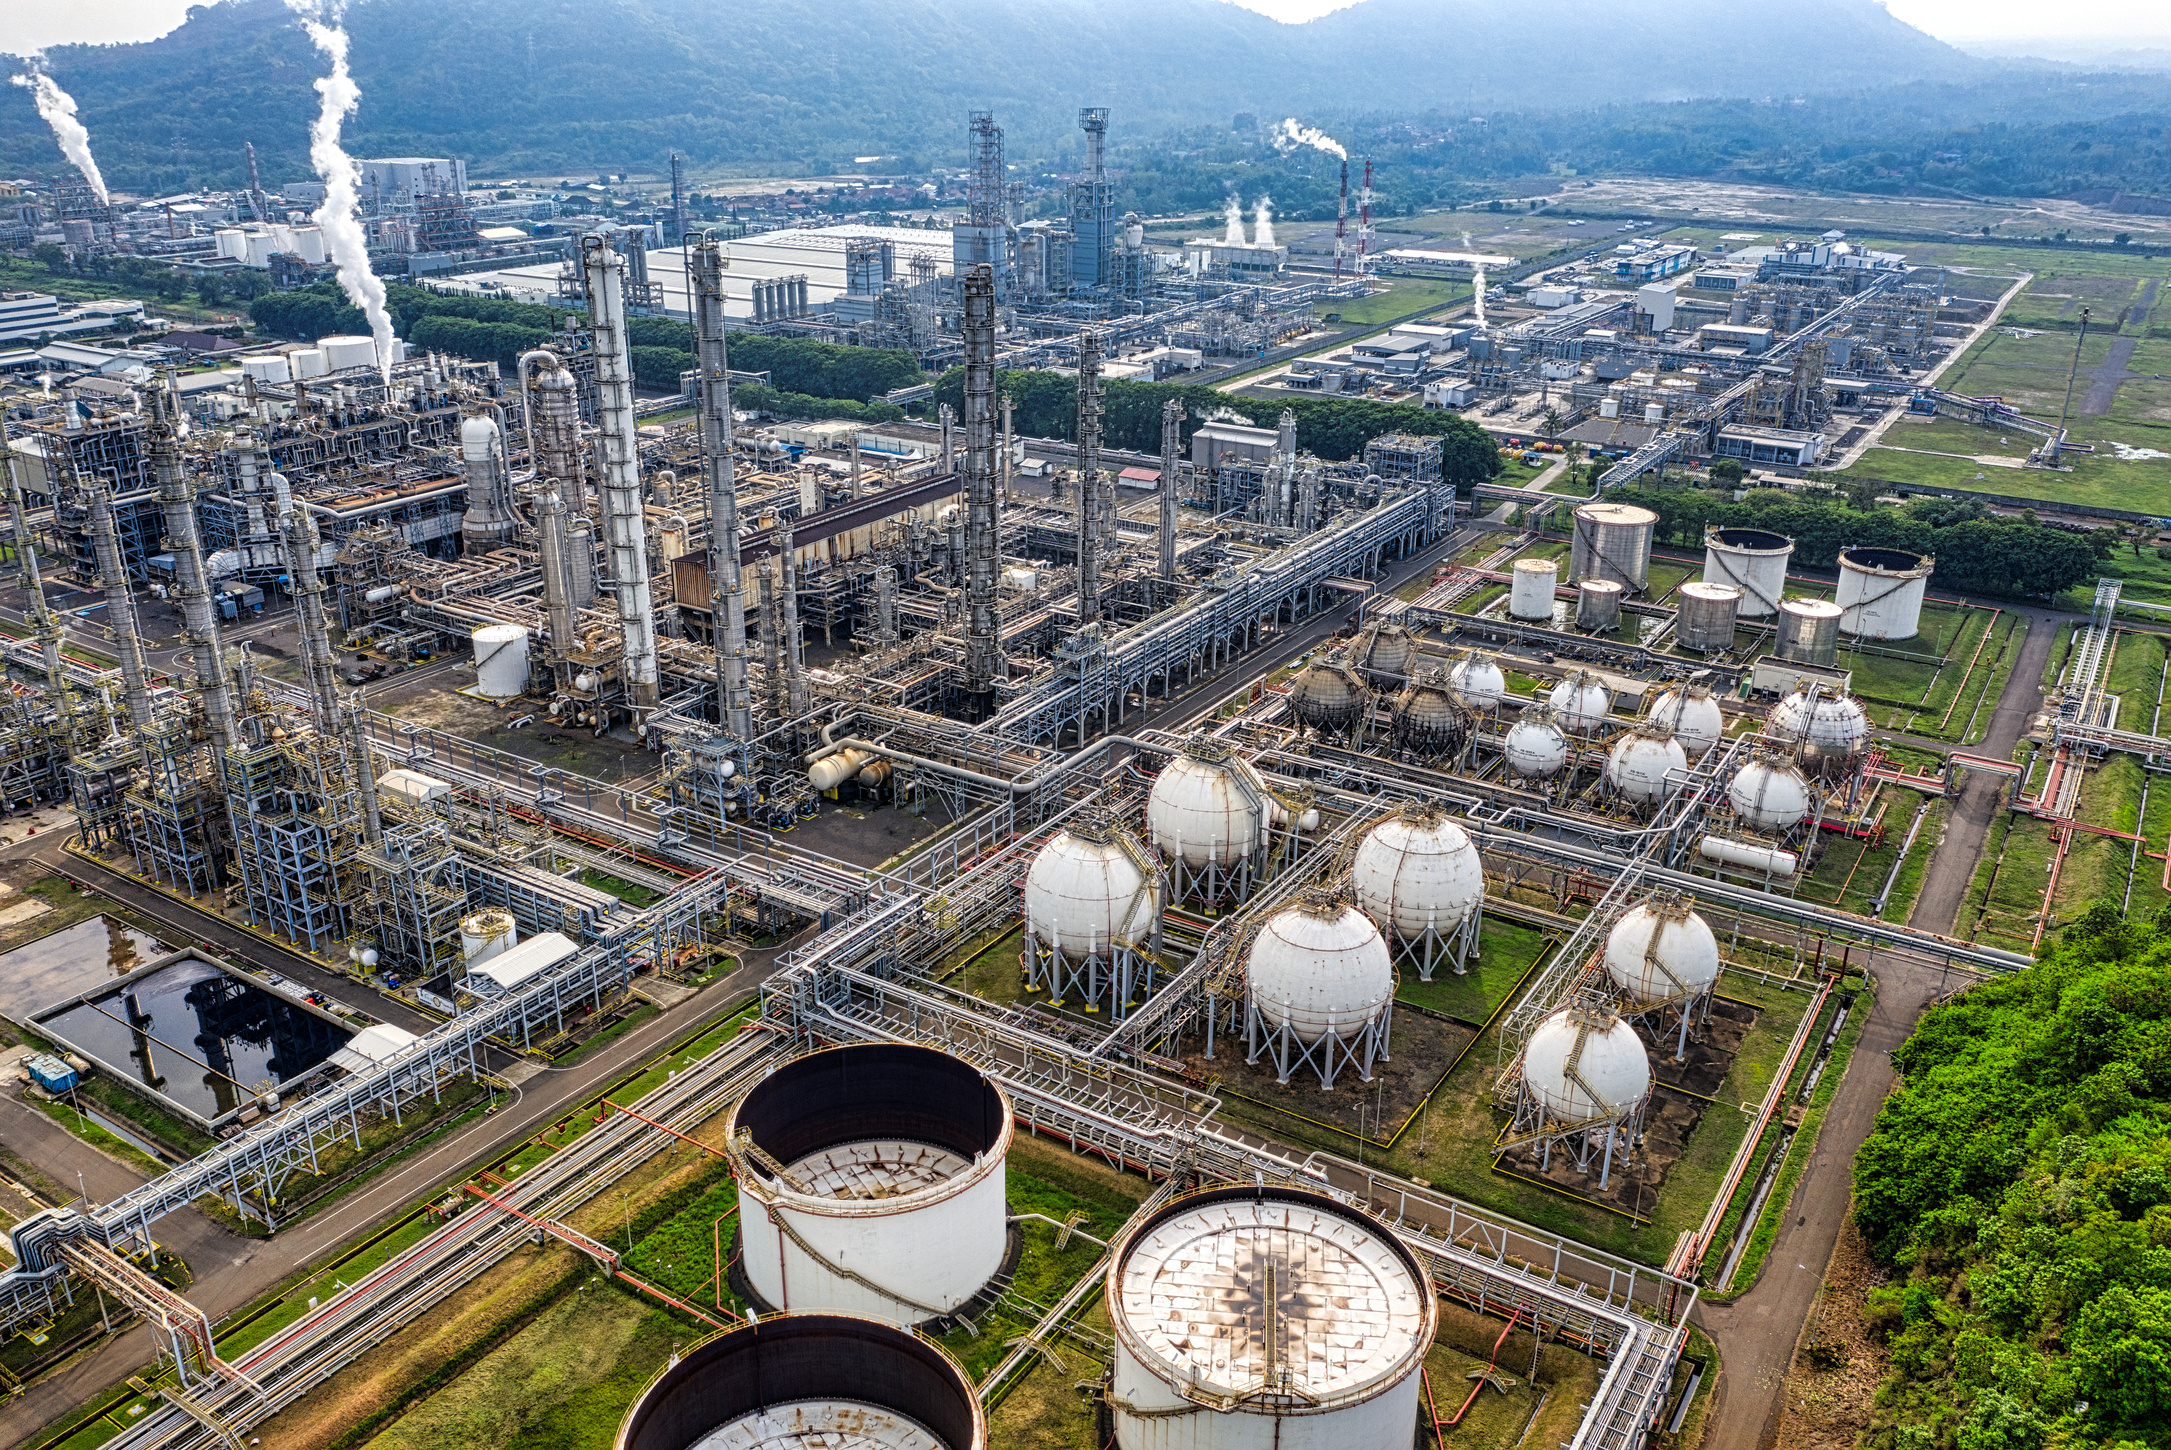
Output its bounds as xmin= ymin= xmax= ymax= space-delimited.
xmin=0 ymin=0 xmax=1981 ymax=191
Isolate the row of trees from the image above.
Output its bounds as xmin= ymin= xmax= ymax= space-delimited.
xmin=1851 ymin=916 xmax=2171 ymax=1447
xmin=1612 ymin=486 xmax=2103 ymax=600
xmin=927 ymin=367 xmax=1504 ymax=483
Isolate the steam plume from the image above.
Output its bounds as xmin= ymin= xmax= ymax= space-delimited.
xmin=9 ymin=69 xmax=109 ymax=205
xmin=1224 ymin=195 xmax=1244 ymax=245
xmin=1473 ymin=267 xmax=1488 ymax=328
xmin=286 ymin=2 xmax=395 ymax=382
xmin=1272 ymin=118 xmax=1346 ymax=161
xmin=1252 ymin=197 xmax=1275 ymax=248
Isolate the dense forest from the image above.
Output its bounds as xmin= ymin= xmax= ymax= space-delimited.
xmin=1852 ymin=915 xmax=2171 ymax=1448
xmin=1610 ymin=486 xmax=2106 ymax=599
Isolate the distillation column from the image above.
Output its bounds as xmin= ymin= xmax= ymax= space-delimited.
xmin=582 ymin=235 xmax=661 ymax=711
xmin=691 ymin=241 xmax=753 ymax=740
xmin=458 ymin=405 xmax=518 ymax=552
xmin=522 ymin=351 xmax=584 ymax=689
xmin=776 ymin=516 xmax=808 ymax=720
xmin=961 ymin=265 xmax=1000 ymax=712
xmin=1075 ymin=330 xmax=1104 ymax=623
xmin=274 ymin=475 xmax=383 ymax=846
xmin=87 ymin=474 xmax=154 ymax=728
xmin=2 ymin=417 xmax=68 ymax=693
xmin=156 ymin=385 xmax=237 ymax=757
xmin=1159 ymin=398 xmax=1181 ymax=583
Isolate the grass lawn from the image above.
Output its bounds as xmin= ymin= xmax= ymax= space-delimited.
xmin=1836 ymin=607 xmax=2024 ymax=745
xmin=1800 ymin=797 xmax=1948 ymax=919
xmin=1317 ymin=277 xmax=1470 ymax=327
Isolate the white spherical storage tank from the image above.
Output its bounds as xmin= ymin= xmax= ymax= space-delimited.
xmin=616 ymin=1314 xmax=986 ymax=1450
xmin=1548 ymin=670 xmax=1612 ymax=732
xmin=1024 ymin=819 xmax=1163 ymax=960
xmin=727 ymin=1044 xmax=1011 ymax=1327
xmin=1836 ymin=547 xmax=1935 ymax=641
xmin=470 ymin=623 xmax=528 ymax=698
xmin=1604 ymin=896 xmax=1720 ymax=1002
xmin=1508 ymin=557 xmax=1560 ymax=621
xmin=1448 ymin=651 xmax=1506 ymax=709
xmin=1605 ymin=728 xmax=1688 ymax=802
xmin=1106 ymin=1185 xmax=1435 ymax=1450
xmin=1146 ymin=741 xmax=1268 ymax=867
xmin=1522 ymin=1006 xmax=1652 ymax=1122
xmin=1647 ymin=685 xmax=1724 ymax=757
xmin=1766 ymin=689 xmax=1870 ymax=777
xmin=1351 ymin=802 xmax=1484 ymax=980
xmin=1245 ymin=890 xmax=1394 ymax=1087
xmin=1728 ymin=754 xmax=1816 ymax=830
xmin=1504 ymin=709 xmax=1571 ymax=777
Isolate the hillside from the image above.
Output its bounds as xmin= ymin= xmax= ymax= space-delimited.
xmin=0 ymin=0 xmax=1979 ymax=194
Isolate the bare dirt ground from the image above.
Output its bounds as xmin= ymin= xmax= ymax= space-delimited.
xmin=1562 ymin=178 xmax=2171 ymax=244
xmin=1772 ymin=1218 xmax=1891 ymax=1449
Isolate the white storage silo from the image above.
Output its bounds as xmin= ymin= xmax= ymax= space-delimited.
xmin=1146 ymin=737 xmax=1276 ymax=909
xmin=1107 ymin=1185 xmax=1434 ymax=1450
xmin=243 ymin=230 xmax=277 ymax=268
xmin=1728 ymin=754 xmax=1816 ymax=831
xmin=727 ymin=1043 xmax=1011 ymax=1327
xmin=240 ymin=353 xmax=291 ymax=384
xmin=1605 ymin=727 xmax=1687 ymax=803
xmin=1702 ymin=527 xmax=1793 ymax=617
xmin=1022 ymin=810 xmax=1163 ymax=1016
xmin=1244 ymin=889 xmax=1394 ymax=1087
xmin=1774 ymin=598 xmax=1843 ymax=667
xmin=459 ymin=909 xmax=518 ymax=966
xmin=616 ymin=1314 xmax=986 ymax=1450
xmin=1548 ymin=669 xmax=1612 ymax=732
xmin=1447 ymin=650 xmax=1506 ymax=710
xmin=1676 ymin=580 xmax=1742 ymax=651
xmin=1351 ymin=801 xmax=1484 ymax=980
xmin=1571 ymin=501 xmax=1657 ymax=591
xmin=214 ymin=228 xmax=247 ymax=262
xmin=1646 ymin=684 xmax=1724 ymax=757
xmin=288 ymin=348 xmax=327 ymax=379
xmin=470 ymin=623 xmax=529 ymax=697
xmin=318 ymin=334 xmax=380 ymax=372
xmin=1509 ymin=557 xmax=1560 ymax=621
xmin=1504 ymin=706 xmax=1571 ymax=777
xmin=1513 ymin=1003 xmax=1651 ymax=1187
xmin=1766 ymin=688 xmax=1869 ymax=778
xmin=1836 ymin=547 xmax=1934 ymax=641
xmin=1577 ymin=577 xmax=1623 ymax=632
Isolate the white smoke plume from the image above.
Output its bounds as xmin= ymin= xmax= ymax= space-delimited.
xmin=1253 ymin=197 xmax=1274 ymax=249
xmin=1272 ymin=118 xmax=1346 ymax=161
xmin=1473 ymin=267 xmax=1488 ymax=329
xmin=286 ymin=1 xmax=394 ymax=382
xmin=9 ymin=69 xmax=109 ymax=205
xmin=1223 ymin=195 xmax=1244 ymax=245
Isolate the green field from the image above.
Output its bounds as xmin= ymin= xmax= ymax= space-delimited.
xmin=1316 ymin=276 xmax=1471 ymax=326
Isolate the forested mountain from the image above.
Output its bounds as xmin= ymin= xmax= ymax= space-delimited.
xmin=0 ymin=0 xmax=1977 ymax=193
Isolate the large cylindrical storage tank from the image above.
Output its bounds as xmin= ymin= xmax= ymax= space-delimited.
xmin=1571 ymin=501 xmax=1656 ymax=591
xmin=1676 ymin=581 xmax=1742 ymax=651
xmin=1765 ymin=689 xmax=1869 ymax=777
xmin=1647 ymin=685 xmax=1724 ymax=757
xmin=615 ymin=1314 xmax=986 ymax=1450
xmin=1548 ymin=670 xmax=1612 ymax=732
xmin=1447 ymin=651 xmax=1506 ymax=710
xmin=1728 ymin=754 xmax=1815 ymax=830
xmin=1774 ymin=598 xmax=1843 ymax=667
xmin=1504 ymin=707 xmax=1571 ymax=777
xmin=1286 ymin=656 xmax=1370 ymax=735
xmin=1521 ymin=1005 xmax=1651 ymax=1122
xmin=1577 ymin=578 xmax=1623 ymax=632
xmin=1702 ymin=527 xmax=1793 ymax=616
xmin=240 ymin=353 xmax=291 ymax=384
xmin=1836 ymin=547 xmax=1934 ymax=641
xmin=1107 ymin=1185 xmax=1434 ymax=1450
xmin=1351 ymin=802 xmax=1483 ymax=978
xmin=1245 ymin=894 xmax=1393 ymax=1046
xmin=317 ymin=334 xmax=380 ymax=372
xmin=459 ymin=909 xmax=517 ymax=965
xmin=727 ymin=1044 xmax=1011 ymax=1326
xmin=1509 ymin=557 xmax=1560 ymax=621
xmin=1605 ymin=727 xmax=1687 ymax=802
xmin=470 ymin=623 xmax=529 ymax=698
xmin=288 ymin=348 xmax=327 ymax=379
xmin=1604 ymin=896 xmax=1720 ymax=1003
xmin=1023 ymin=815 xmax=1161 ymax=962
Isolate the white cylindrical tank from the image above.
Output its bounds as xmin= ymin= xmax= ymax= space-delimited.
xmin=470 ymin=623 xmax=528 ymax=698
xmin=1699 ymin=836 xmax=1801 ymax=876
xmin=240 ymin=353 xmax=291 ymax=384
xmin=1605 ymin=728 xmax=1687 ymax=802
xmin=461 ymin=412 xmax=501 ymax=462
xmin=1643 ymin=402 xmax=1665 ymax=425
xmin=1108 ymin=1186 xmax=1433 ymax=1450
xmin=1676 ymin=580 xmax=1742 ymax=651
xmin=288 ymin=348 xmax=327 ymax=379
xmin=1729 ymin=754 xmax=1816 ymax=829
xmin=1647 ymin=685 xmax=1724 ymax=757
xmin=1522 ymin=1006 xmax=1652 ymax=1121
xmin=1351 ymin=803 xmax=1483 ymax=944
xmin=809 ymin=747 xmax=872 ymax=791
xmin=1548 ymin=670 xmax=1612 ymax=732
xmin=243 ymin=231 xmax=277 ymax=268
xmin=1447 ymin=650 xmax=1506 ymax=709
xmin=1146 ymin=740 xmax=1268 ymax=867
xmin=1604 ymin=897 xmax=1720 ymax=1001
xmin=459 ymin=909 xmax=518 ymax=966
xmin=1774 ymin=598 xmax=1843 ymax=667
xmin=214 ymin=228 xmax=247 ymax=262
xmin=1577 ymin=577 xmax=1623 ymax=632
xmin=1504 ymin=708 xmax=1571 ymax=777
xmin=1836 ymin=547 xmax=1934 ymax=641
xmin=1702 ymin=527 xmax=1793 ymax=617
xmin=1571 ymin=501 xmax=1657 ymax=591
xmin=290 ymin=225 xmax=328 ymax=263
xmin=318 ymin=334 xmax=379 ymax=372
xmin=1765 ymin=690 xmax=1870 ymax=776
xmin=728 ymin=1044 xmax=1011 ymax=1327
xmin=1244 ymin=896 xmax=1393 ymax=1044
xmin=1509 ymin=557 xmax=1560 ymax=621
xmin=1023 ymin=816 xmax=1162 ymax=960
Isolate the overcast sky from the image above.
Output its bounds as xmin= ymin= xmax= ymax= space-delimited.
xmin=0 ymin=0 xmax=2159 ymax=57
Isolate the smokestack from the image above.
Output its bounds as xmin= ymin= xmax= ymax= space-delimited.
xmin=1358 ymin=156 xmax=1374 ymax=275
xmin=961 ymin=264 xmax=999 ymax=712
xmin=1074 ymin=330 xmax=1104 ymax=625
xmin=691 ymin=241 xmax=753 ymax=741
xmin=1335 ymin=161 xmax=1349 ymax=280
xmin=581 ymin=235 xmax=661 ymax=711
xmin=1159 ymin=398 xmax=1182 ymax=583
xmin=522 ymin=350 xmax=584 ymax=688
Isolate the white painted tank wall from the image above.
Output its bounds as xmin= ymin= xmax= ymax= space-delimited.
xmin=1835 ymin=548 xmax=1932 ymax=641
xmin=1702 ymin=529 xmax=1793 ymax=617
xmin=471 ymin=624 xmax=528 ymax=697
xmin=1508 ymin=558 xmax=1558 ymax=621
xmin=1109 ymin=1343 xmax=1427 ymax=1450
